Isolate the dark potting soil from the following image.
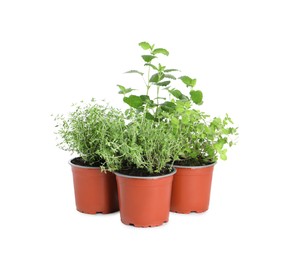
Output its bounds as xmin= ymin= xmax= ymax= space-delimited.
xmin=117 ymin=166 xmax=174 ymax=177
xmin=71 ymin=157 xmax=105 ymax=168
xmin=174 ymin=158 xmax=215 ymax=167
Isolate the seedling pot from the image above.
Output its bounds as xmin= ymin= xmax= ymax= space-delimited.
xmin=114 ymin=169 xmax=176 ymax=227
xmin=69 ymin=159 xmax=119 ymax=214
xmin=170 ymin=163 xmax=215 ymax=214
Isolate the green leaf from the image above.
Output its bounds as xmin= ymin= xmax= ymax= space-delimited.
xmin=156 ymin=80 xmax=171 ymax=86
xmin=190 ymin=90 xmax=203 ymax=105
xmin=117 ymin=85 xmax=135 ymax=95
xmin=190 ymin=78 xmax=197 ymax=87
xmin=160 ymin=101 xmax=176 ymax=113
xmin=220 ymin=149 xmax=228 ymax=160
xmin=142 ymin=55 xmax=157 ymax=63
xmin=123 ymin=95 xmax=143 ymax=109
xmin=149 ymin=73 xmax=164 ymax=83
xmin=171 ymin=117 xmax=179 ymax=127
xmin=164 ymin=69 xmax=179 ymax=72
xmin=152 ymin=48 xmax=169 ymax=56
xmin=168 ymin=89 xmax=188 ymax=100
xmin=145 ymin=112 xmax=155 ymax=120
xmin=125 ymin=70 xmax=144 ymax=76
xmin=179 ymin=76 xmax=197 ymax=87
xmin=140 ymin=95 xmax=155 ymax=107
xmin=144 ymin=63 xmax=158 ymax=70
xmin=139 ymin=42 xmax=151 ymax=50
xmin=164 ymin=74 xmax=176 ymax=80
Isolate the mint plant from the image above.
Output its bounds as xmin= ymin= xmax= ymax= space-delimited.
xmin=118 ymin=41 xmax=203 ymax=120
xmin=54 ymin=99 xmax=126 ymax=170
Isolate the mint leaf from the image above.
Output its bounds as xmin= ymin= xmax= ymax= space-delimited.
xmin=139 ymin=42 xmax=151 ymax=50
xmin=123 ymin=95 xmax=143 ymax=109
xmin=190 ymin=90 xmax=203 ymax=105
xmin=142 ymin=55 xmax=157 ymax=63
xmin=156 ymin=81 xmax=171 ymax=86
xmin=164 ymin=74 xmax=176 ymax=80
xmin=144 ymin=63 xmax=158 ymax=70
xmin=117 ymin=85 xmax=135 ymax=95
xmin=125 ymin=70 xmax=144 ymax=76
xmin=152 ymin=48 xmax=169 ymax=56
xmin=180 ymin=76 xmax=196 ymax=87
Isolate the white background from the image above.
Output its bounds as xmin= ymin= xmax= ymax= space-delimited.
xmin=1 ymin=0 xmax=289 ymax=259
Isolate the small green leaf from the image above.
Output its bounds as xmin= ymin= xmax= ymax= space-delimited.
xmin=117 ymin=85 xmax=135 ymax=95
xmin=123 ymin=95 xmax=143 ymax=109
xmin=125 ymin=70 xmax=144 ymax=76
xmin=149 ymin=73 xmax=159 ymax=83
xmin=171 ymin=117 xmax=179 ymax=126
xmin=220 ymin=149 xmax=228 ymax=160
xmin=190 ymin=78 xmax=197 ymax=87
xmin=142 ymin=55 xmax=157 ymax=63
xmin=164 ymin=69 xmax=179 ymax=72
xmin=140 ymin=95 xmax=155 ymax=107
xmin=160 ymin=101 xmax=176 ymax=112
xmin=179 ymin=76 xmax=192 ymax=85
xmin=145 ymin=112 xmax=155 ymax=120
xmin=168 ymin=89 xmax=188 ymax=100
xmin=179 ymin=76 xmax=197 ymax=87
xmin=144 ymin=63 xmax=158 ymax=70
xmin=164 ymin=74 xmax=176 ymax=80
xmin=156 ymin=80 xmax=171 ymax=86
xmin=149 ymin=73 xmax=164 ymax=83
xmin=152 ymin=48 xmax=169 ymax=56
xmin=190 ymin=90 xmax=203 ymax=105
xmin=139 ymin=42 xmax=151 ymax=50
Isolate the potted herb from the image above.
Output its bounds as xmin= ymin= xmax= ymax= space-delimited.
xmin=54 ymin=99 xmax=124 ymax=214
xmin=112 ymin=42 xmax=186 ymax=227
xmin=112 ymin=114 xmax=180 ymax=227
xmin=168 ymin=102 xmax=238 ymax=213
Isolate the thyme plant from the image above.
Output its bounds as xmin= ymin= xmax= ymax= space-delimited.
xmin=54 ymin=99 xmax=126 ymax=170
xmin=117 ymin=114 xmax=181 ymax=174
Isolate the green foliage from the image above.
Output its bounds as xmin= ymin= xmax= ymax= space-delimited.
xmin=116 ymin=41 xmax=238 ymax=167
xmin=117 ymin=41 xmax=203 ymax=119
xmin=114 ymin=115 xmax=181 ymax=174
xmin=53 ymin=100 xmax=126 ymax=170
xmin=166 ymin=102 xmax=238 ymax=165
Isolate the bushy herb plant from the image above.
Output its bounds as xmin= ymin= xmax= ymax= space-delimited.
xmin=116 ymin=113 xmax=182 ymax=174
xmin=54 ymin=99 xmax=126 ymax=170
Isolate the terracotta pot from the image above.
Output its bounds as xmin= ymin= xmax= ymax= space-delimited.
xmin=114 ymin=169 xmax=176 ymax=227
xmin=69 ymin=159 xmax=119 ymax=214
xmin=170 ymin=164 xmax=215 ymax=214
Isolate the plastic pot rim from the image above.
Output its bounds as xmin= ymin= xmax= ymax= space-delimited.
xmin=113 ymin=167 xmax=177 ymax=180
xmin=173 ymin=162 xmax=217 ymax=169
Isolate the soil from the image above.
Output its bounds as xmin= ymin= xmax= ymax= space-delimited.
xmin=71 ymin=157 xmax=105 ymax=168
xmin=174 ymin=158 xmax=215 ymax=167
xmin=117 ymin=165 xmax=174 ymax=177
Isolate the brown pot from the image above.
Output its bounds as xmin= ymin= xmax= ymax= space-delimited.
xmin=70 ymin=159 xmax=119 ymax=214
xmin=170 ymin=164 xmax=215 ymax=214
xmin=114 ymin=169 xmax=176 ymax=227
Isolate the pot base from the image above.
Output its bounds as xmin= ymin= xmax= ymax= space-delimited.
xmin=171 ymin=209 xmax=208 ymax=214
xmin=77 ymin=208 xmax=118 ymax=214
xmin=121 ymin=219 xmax=168 ymax=228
